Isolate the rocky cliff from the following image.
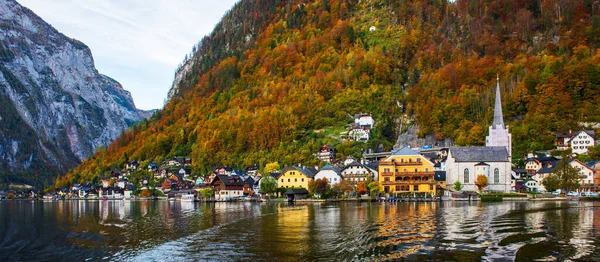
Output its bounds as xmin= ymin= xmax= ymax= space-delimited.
xmin=0 ymin=0 xmax=146 ymax=175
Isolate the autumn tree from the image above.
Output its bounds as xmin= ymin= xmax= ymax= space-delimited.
xmin=140 ymin=189 xmax=151 ymax=197
xmin=264 ymin=162 xmax=281 ymax=173
xmin=331 ymin=179 xmax=352 ymax=198
xmin=554 ymin=160 xmax=581 ymax=192
xmin=356 ymin=181 xmax=367 ymax=195
xmin=475 ymin=175 xmax=488 ymax=192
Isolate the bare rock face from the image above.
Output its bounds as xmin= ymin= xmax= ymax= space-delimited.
xmin=0 ymin=0 xmax=146 ymax=172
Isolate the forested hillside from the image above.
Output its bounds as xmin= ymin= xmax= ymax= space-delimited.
xmin=61 ymin=0 xmax=600 ymax=186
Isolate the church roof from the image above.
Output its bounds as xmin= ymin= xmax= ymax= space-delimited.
xmin=492 ymin=75 xmax=504 ymax=127
xmin=449 ymin=146 xmax=509 ymax=162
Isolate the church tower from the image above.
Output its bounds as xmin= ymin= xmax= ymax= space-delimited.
xmin=485 ymin=75 xmax=512 ymax=157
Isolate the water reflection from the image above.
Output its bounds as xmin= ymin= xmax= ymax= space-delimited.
xmin=2 ymin=201 xmax=600 ymax=261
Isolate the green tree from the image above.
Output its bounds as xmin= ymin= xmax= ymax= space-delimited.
xmin=542 ymin=174 xmax=560 ymax=192
xmin=453 ymin=181 xmax=464 ymax=191
xmin=554 ymin=160 xmax=581 ymax=192
xmin=200 ymin=188 xmax=213 ymax=200
xmin=586 ymin=144 xmax=600 ymax=160
xmin=475 ymin=175 xmax=488 ymax=192
xmin=259 ymin=175 xmax=278 ymax=198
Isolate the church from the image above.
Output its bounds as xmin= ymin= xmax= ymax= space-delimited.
xmin=445 ymin=76 xmax=512 ymax=193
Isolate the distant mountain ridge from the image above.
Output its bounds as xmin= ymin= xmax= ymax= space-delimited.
xmin=0 ymin=0 xmax=147 ymax=184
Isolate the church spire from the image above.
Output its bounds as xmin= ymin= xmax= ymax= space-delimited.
xmin=492 ymin=74 xmax=504 ymax=128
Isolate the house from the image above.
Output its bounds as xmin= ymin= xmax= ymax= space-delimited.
xmin=284 ymin=188 xmax=309 ymax=201
xmin=532 ymin=166 xmax=555 ymax=192
xmin=434 ymin=171 xmax=447 ymax=193
xmin=586 ymin=161 xmax=600 ymax=191
xmin=445 ymin=146 xmax=511 ymax=193
xmin=178 ymin=168 xmax=187 ymax=178
xmin=314 ymin=165 xmax=343 ymax=186
xmin=278 ymin=166 xmax=316 ymax=189
xmin=341 ymin=161 xmax=376 ymax=185
xmin=126 ymin=160 xmax=140 ymax=171
xmin=245 ymin=164 xmax=259 ymax=177
xmin=211 ymin=175 xmax=244 ymax=201
xmin=148 ymin=162 xmax=159 ymax=172
xmin=570 ymin=130 xmax=596 ymax=155
xmin=111 ymin=169 xmax=121 ymax=178
xmin=555 ymin=130 xmax=596 ymax=154
xmin=213 ymin=166 xmax=234 ymax=176
xmin=349 ymin=125 xmax=371 ymax=142
xmin=243 ymin=177 xmax=255 ymax=196
xmin=354 ymin=113 xmax=374 ymax=128
xmin=570 ymin=159 xmax=595 ymax=192
xmin=317 ymin=144 xmax=336 ymax=163
xmin=378 ymin=147 xmax=436 ymax=195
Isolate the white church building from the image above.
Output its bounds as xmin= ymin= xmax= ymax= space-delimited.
xmin=446 ymin=76 xmax=512 ymax=193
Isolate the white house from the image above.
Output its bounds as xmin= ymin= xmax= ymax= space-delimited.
xmin=446 ymin=146 xmax=511 ymax=193
xmin=570 ymin=159 xmax=595 ymax=192
xmin=570 ymin=130 xmax=595 ymax=155
xmin=341 ymin=161 xmax=376 ymax=184
xmin=349 ymin=127 xmax=370 ymax=141
xmin=314 ymin=165 xmax=343 ymax=186
xmin=354 ymin=113 xmax=374 ymax=128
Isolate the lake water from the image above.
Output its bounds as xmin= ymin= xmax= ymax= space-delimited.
xmin=1 ymin=200 xmax=600 ymax=261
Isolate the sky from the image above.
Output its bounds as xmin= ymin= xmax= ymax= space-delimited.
xmin=18 ymin=0 xmax=239 ymax=110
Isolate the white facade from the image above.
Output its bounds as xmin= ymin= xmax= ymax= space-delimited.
xmin=570 ymin=131 xmax=595 ymax=154
xmin=355 ymin=114 xmax=374 ymax=127
xmin=570 ymin=160 xmax=595 ymax=189
xmin=215 ymin=189 xmax=243 ymax=201
xmin=445 ymin=147 xmax=511 ymax=193
xmin=314 ymin=168 xmax=343 ymax=185
xmin=341 ymin=163 xmax=376 ymax=183
xmin=349 ymin=128 xmax=370 ymax=141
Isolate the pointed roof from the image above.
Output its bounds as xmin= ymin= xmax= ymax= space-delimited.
xmin=493 ymin=75 xmax=504 ymax=127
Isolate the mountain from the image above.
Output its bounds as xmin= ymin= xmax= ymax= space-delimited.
xmin=64 ymin=0 xmax=600 ymax=186
xmin=0 ymin=0 xmax=147 ymax=186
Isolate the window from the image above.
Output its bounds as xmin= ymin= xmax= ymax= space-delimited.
xmin=302 ymin=178 xmax=304 ymax=182
xmin=295 ymin=178 xmax=297 ymax=182
xmin=404 ymin=168 xmax=407 ymax=172
xmin=494 ymin=168 xmax=500 ymax=184
xmin=384 ymin=186 xmax=390 ymax=193
xmin=414 ymin=185 xmax=418 ymax=191
xmin=401 ymin=159 xmax=404 ymax=163
xmin=417 ymin=158 xmax=421 ymax=162
xmin=288 ymin=179 xmax=290 ymax=182
xmin=464 ymin=168 xmax=470 ymax=183
xmin=414 ymin=168 xmax=418 ymax=172
xmin=430 ymin=185 xmax=433 ymax=190
xmin=281 ymin=179 xmax=284 ymax=183
xmin=425 ymin=168 xmax=429 ymax=172
xmin=396 ymin=186 xmax=401 ymax=191
xmin=409 ymin=158 xmax=412 ymax=163
xmin=384 ymin=177 xmax=390 ymax=181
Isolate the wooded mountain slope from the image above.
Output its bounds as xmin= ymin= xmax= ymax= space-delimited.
xmin=62 ymin=0 xmax=600 ymax=186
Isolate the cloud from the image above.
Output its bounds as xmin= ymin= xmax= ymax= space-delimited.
xmin=17 ymin=0 xmax=238 ymax=110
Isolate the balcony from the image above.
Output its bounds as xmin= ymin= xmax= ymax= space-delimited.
xmin=379 ymin=161 xmax=424 ymax=166
xmin=381 ymin=180 xmax=436 ymax=185
xmin=381 ymin=172 xmax=435 ymax=177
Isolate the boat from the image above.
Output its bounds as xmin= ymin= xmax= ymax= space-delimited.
xmin=181 ymin=193 xmax=195 ymax=202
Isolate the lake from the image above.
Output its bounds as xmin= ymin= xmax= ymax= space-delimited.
xmin=1 ymin=200 xmax=600 ymax=261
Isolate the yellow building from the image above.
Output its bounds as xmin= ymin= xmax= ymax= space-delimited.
xmin=278 ymin=166 xmax=316 ymax=189
xmin=378 ymin=147 xmax=436 ymax=195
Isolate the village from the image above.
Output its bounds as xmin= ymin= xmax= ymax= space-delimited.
xmin=3 ymin=78 xmax=599 ymax=202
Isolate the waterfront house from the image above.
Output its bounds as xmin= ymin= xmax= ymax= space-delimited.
xmin=284 ymin=188 xmax=309 ymax=201
xmin=278 ymin=166 xmax=316 ymax=189
xmin=532 ymin=166 xmax=555 ymax=192
xmin=378 ymin=147 xmax=436 ymax=195
xmin=243 ymin=177 xmax=255 ymax=196
xmin=586 ymin=161 xmax=600 ymax=191
xmin=211 ymin=175 xmax=244 ymax=201
xmin=570 ymin=160 xmax=595 ymax=192
xmin=341 ymin=160 xmax=376 ymax=185
xmin=446 ymin=146 xmax=511 ymax=193
xmin=314 ymin=165 xmax=343 ymax=186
